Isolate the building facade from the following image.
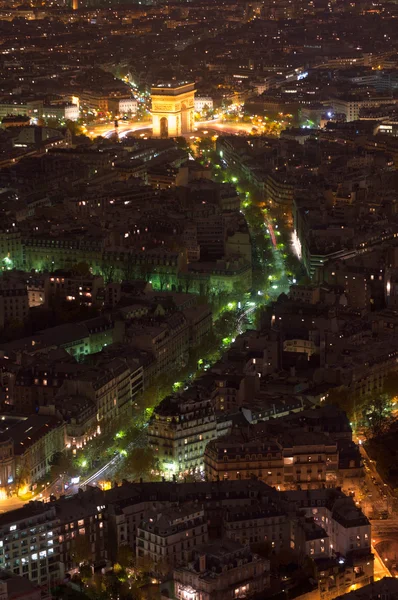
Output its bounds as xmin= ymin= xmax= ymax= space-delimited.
xmin=151 ymin=82 xmax=195 ymax=138
xmin=148 ymin=389 xmax=218 ymax=477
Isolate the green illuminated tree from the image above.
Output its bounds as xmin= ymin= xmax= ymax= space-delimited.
xmin=117 ymin=545 xmax=135 ymax=570
xmin=100 ymin=262 xmax=116 ymax=285
xmin=116 ymin=447 xmax=159 ymax=481
xmin=182 ymin=272 xmax=195 ymax=294
xmin=327 ymin=386 xmax=352 ymax=415
xmin=79 ymin=564 xmax=93 ymax=582
xmin=196 ymin=136 xmax=214 ymax=156
xmin=65 ymin=120 xmax=83 ymax=138
xmin=71 ymin=262 xmax=91 ymax=277
xmin=363 ymin=395 xmax=395 ymax=440
xmin=157 ymin=270 xmax=170 ymax=291
xmin=49 ymin=451 xmax=76 ymax=480
xmin=2 ymin=256 xmax=13 ymax=271
xmin=15 ymin=457 xmax=30 ymax=496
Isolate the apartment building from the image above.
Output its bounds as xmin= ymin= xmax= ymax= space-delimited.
xmin=284 ymin=490 xmax=373 ymax=597
xmin=53 ymin=393 xmax=97 ymax=450
xmin=148 ymin=387 xmax=217 ymax=476
xmin=173 ymin=540 xmax=270 ymax=600
xmin=183 ymin=304 xmax=212 ymax=348
xmin=106 ymin=480 xmax=274 ymax=563
xmin=58 ymin=357 xmax=132 ymax=428
xmin=295 ymin=519 xmax=330 ymax=559
xmin=0 ymin=415 xmax=64 ymax=492
xmin=0 ymin=100 xmax=43 ymax=120
xmin=266 ymin=172 xmax=295 ymax=206
xmin=11 ymin=361 xmax=87 ymax=414
xmin=136 ymin=506 xmax=208 ymax=569
xmin=0 ymin=316 xmax=123 ymax=361
xmin=188 ymin=258 xmax=252 ymax=295
xmin=194 ymin=97 xmax=214 ymax=112
xmin=43 ymin=273 xmax=105 ymax=308
xmin=335 ymin=578 xmax=398 ymax=599
xmin=0 ymin=502 xmax=63 ymax=587
xmin=0 ymin=226 xmax=23 ymax=270
xmin=284 ymin=490 xmax=371 ymax=557
xmin=130 ymin=312 xmax=190 ymax=376
xmin=107 ymin=97 xmax=138 ymax=115
xmin=0 ymin=278 xmax=29 ymax=329
xmin=79 ymin=91 xmax=109 ymax=112
xmin=0 ymin=481 xmax=370 ymax=594
xmin=196 ymin=212 xmax=225 ymax=260
xmin=223 ymin=503 xmax=289 ymax=553
xmin=331 ymin=95 xmax=398 ymax=122
xmin=42 ymin=103 xmax=79 ymax=122
xmin=55 ymin=491 xmax=105 ymax=572
xmin=204 ymin=425 xmax=339 ymax=490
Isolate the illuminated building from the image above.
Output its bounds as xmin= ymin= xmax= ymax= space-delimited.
xmin=151 ymin=82 xmax=195 ymax=138
xmin=194 ymin=96 xmax=213 ymax=113
xmin=0 ymin=415 xmax=64 ymax=492
xmin=204 ymin=422 xmax=340 ymax=489
xmin=43 ymin=273 xmax=105 ymax=309
xmin=0 ymin=503 xmax=63 ymax=587
xmin=0 ymin=316 xmax=122 ymax=361
xmin=148 ymin=387 xmax=217 ymax=476
xmin=72 ymin=0 xmax=78 ymax=9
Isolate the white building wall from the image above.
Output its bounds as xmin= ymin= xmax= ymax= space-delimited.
xmin=194 ymin=97 xmax=214 ymax=112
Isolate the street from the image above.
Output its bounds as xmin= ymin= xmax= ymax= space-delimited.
xmin=343 ymin=442 xmax=398 ymax=576
xmin=85 ymin=117 xmax=257 ymax=140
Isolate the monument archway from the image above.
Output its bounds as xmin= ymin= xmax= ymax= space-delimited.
xmin=160 ymin=117 xmax=168 ymax=138
xmin=151 ymin=82 xmax=195 ymax=137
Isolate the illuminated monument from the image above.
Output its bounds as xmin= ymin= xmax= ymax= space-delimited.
xmin=151 ymin=82 xmax=195 ymax=138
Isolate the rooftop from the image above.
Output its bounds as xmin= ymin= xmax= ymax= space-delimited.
xmin=151 ymin=81 xmax=195 ymax=94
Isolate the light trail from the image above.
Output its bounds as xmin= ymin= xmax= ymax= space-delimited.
xmin=89 ymin=116 xmax=258 ymax=140
xmin=80 ymin=429 xmax=148 ymax=488
xmin=265 ymin=218 xmax=277 ymax=248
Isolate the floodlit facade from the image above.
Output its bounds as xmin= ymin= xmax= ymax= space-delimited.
xmin=151 ymin=82 xmax=195 ymax=137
